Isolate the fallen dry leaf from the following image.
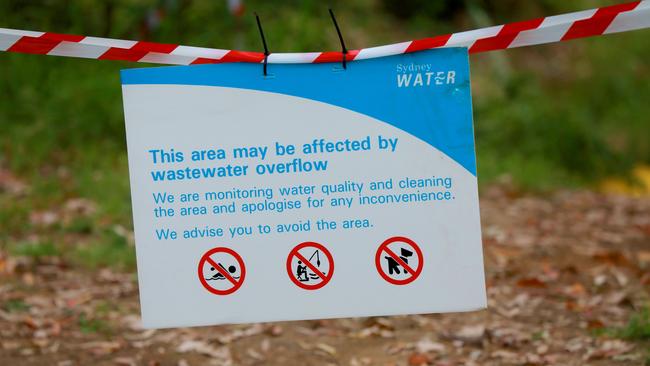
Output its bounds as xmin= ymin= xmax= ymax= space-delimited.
xmin=415 ymin=338 xmax=445 ymax=353
xmin=516 ymin=277 xmax=547 ymax=288
xmin=443 ymin=325 xmax=486 ymax=345
xmin=408 ymin=352 xmax=430 ymax=366
xmin=177 ymin=340 xmax=228 ymax=359
xmin=315 ymin=342 xmax=337 ymax=356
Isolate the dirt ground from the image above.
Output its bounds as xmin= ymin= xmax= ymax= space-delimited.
xmin=1 ymin=184 xmax=649 ymax=366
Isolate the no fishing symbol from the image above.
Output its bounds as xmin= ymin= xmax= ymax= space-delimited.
xmin=286 ymin=242 xmax=334 ymax=290
xmin=198 ymin=247 xmax=246 ymax=295
xmin=375 ymin=236 xmax=423 ymax=285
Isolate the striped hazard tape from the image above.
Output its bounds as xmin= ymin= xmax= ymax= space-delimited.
xmin=1 ymin=1 xmax=648 ymax=65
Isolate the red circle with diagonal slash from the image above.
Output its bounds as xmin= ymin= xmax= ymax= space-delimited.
xmin=375 ymin=236 xmax=424 ymax=285
xmin=198 ymin=247 xmax=246 ymax=295
xmin=286 ymin=242 xmax=334 ymax=290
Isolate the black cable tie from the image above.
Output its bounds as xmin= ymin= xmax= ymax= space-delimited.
xmin=328 ymin=8 xmax=348 ymax=69
xmin=254 ymin=12 xmax=269 ymax=76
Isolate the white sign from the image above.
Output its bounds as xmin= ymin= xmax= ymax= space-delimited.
xmin=121 ymin=48 xmax=486 ymax=329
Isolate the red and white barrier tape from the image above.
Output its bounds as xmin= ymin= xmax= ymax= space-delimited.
xmin=1 ymin=1 xmax=648 ymax=65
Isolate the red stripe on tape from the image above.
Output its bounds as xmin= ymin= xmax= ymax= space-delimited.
xmin=190 ymin=57 xmax=221 ymax=64
xmin=470 ymin=18 xmax=544 ymax=53
xmin=1 ymin=1 xmax=646 ymax=64
xmin=7 ymin=37 xmax=60 ymax=54
xmin=99 ymin=41 xmax=178 ymax=62
xmin=405 ymin=34 xmax=452 ymax=53
xmin=98 ymin=41 xmax=178 ymax=62
xmin=40 ymin=32 xmax=85 ymax=42
xmin=313 ymin=51 xmax=342 ymax=63
xmin=562 ymin=1 xmax=640 ymax=41
xmin=99 ymin=47 xmax=149 ymax=62
xmin=313 ymin=49 xmax=359 ymax=63
xmin=8 ymin=32 xmax=85 ymax=55
xmin=131 ymin=41 xmax=178 ymax=54
xmin=219 ymin=50 xmax=266 ymax=63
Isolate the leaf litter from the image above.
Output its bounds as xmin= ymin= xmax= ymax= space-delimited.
xmin=0 ymin=183 xmax=648 ymax=365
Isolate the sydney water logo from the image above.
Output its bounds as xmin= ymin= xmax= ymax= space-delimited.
xmin=396 ymin=63 xmax=456 ymax=88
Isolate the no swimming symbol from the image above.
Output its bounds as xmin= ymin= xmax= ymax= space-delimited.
xmin=198 ymin=247 xmax=246 ymax=295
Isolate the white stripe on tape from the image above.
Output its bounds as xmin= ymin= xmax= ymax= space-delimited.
xmin=605 ymin=0 xmax=650 ymax=34
xmin=447 ymin=25 xmax=503 ymax=48
xmin=0 ymin=33 xmax=21 ymax=51
xmin=171 ymin=45 xmax=229 ymax=60
xmin=510 ymin=9 xmax=597 ymax=48
xmin=138 ymin=52 xmax=197 ymax=65
xmin=355 ymin=41 xmax=412 ymax=60
xmin=48 ymin=41 xmax=109 ymax=59
xmin=80 ymin=36 xmax=137 ymax=49
xmin=0 ymin=2 xmax=648 ymax=64
xmin=0 ymin=28 xmax=44 ymax=37
xmin=267 ymin=52 xmax=321 ymax=63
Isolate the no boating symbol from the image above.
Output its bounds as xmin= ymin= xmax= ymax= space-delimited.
xmin=286 ymin=242 xmax=334 ymax=290
xmin=198 ymin=247 xmax=246 ymax=295
xmin=375 ymin=236 xmax=423 ymax=285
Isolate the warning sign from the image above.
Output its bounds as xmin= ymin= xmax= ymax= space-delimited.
xmin=286 ymin=242 xmax=334 ymax=290
xmin=198 ymin=247 xmax=246 ymax=295
xmin=375 ymin=236 xmax=423 ymax=285
xmin=122 ymin=48 xmax=487 ymax=328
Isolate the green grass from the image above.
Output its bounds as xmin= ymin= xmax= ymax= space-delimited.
xmin=64 ymin=217 xmax=95 ymax=235
xmin=3 ymin=299 xmax=30 ymax=313
xmin=9 ymin=241 xmax=60 ymax=258
xmin=4 ymin=230 xmax=135 ymax=270
xmin=594 ymin=307 xmax=650 ymax=343
xmin=70 ymin=230 xmax=136 ymax=270
xmin=600 ymin=307 xmax=650 ymax=365
xmin=78 ymin=312 xmax=112 ymax=335
xmin=77 ymin=301 xmax=118 ymax=335
xmin=616 ymin=307 xmax=650 ymax=341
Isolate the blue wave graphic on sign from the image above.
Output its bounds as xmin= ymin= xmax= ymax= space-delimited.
xmin=121 ymin=48 xmax=476 ymax=175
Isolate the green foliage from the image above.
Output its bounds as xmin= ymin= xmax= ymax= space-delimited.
xmin=379 ymin=0 xmax=463 ymax=19
xmin=71 ymin=230 xmax=136 ymax=270
xmin=595 ymin=307 xmax=650 ymax=342
xmin=78 ymin=312 xmax=112 ymax=334
xmin=5 ymin=231 xmax=134 ymax=270
xmin=472 ymin=29 xmax=650 ymax=188
xmin=65 ymin=217 xmax=95 ymax=235
xmin=616 ymin=307 xmax=650 ymax=341
xmin=3 ymin=299 xmax=30 ymax=313
xmin=1 ymin=1 xmax=647 ymax=193
xmin=9 ymin=241 xmax=60 ymax=258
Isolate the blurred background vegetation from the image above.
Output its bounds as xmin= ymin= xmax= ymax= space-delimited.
xmin=0 ymin=0 xmax=648 ymax=267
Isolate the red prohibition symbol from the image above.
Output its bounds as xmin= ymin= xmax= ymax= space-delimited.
xmin=375 ymin=236 xmax=424 ymax=285
xmin=286 ymin=242 xmax=334 ymax=290
xmin=198 ymin=247 xmax=246 ymax=295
